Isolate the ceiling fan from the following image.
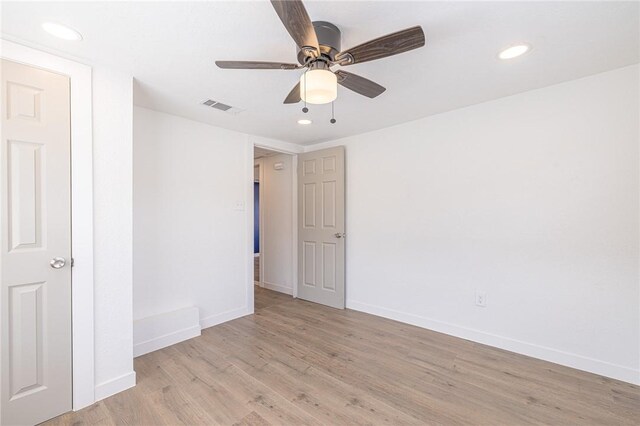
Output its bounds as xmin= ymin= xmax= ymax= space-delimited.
xmin=215 ymin=0 xmax=425 ymax=107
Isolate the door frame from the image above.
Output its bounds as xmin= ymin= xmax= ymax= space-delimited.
xmin=1 ymin=40 xmax=95 ymax=411
xmin=248 ymin=140 xmax=300 ymax=302
xmin=253 ymin=158 xmax=264 ymax=289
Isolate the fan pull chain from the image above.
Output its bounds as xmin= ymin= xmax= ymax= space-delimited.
xmin=302 ymin=70 xmax=309 ymax=113
xmin=330 ymin=101 xmax=336 ymax=124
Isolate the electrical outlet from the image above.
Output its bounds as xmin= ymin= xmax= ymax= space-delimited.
xmin=234 ymin=201 xmax=245 ymax=211
xmin=475 ymin=291 xmax=487 ymax=307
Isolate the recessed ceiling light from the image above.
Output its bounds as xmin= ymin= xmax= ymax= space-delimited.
xmin=297 ymin=119 xmax=312 ymax=125
xmin=498 ymin=44 xmax=531 ymax=60
xmin=42 ymin=22 xmax=83 ymax=41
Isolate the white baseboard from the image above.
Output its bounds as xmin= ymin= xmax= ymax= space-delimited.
xmin=262 ymin=281 xmax=293 ymax=295
xmin=347 ymin=299 xmax=640 ymax=385
xmin=134 ymin=307 xmax=201 ymax=357
xmin=200 ymin=306 xmax=251 ymax=330
xmin=134 ymin=325 xmax=201 ymax=358
xmin=94 ymin=371 xmax=136 ymax=402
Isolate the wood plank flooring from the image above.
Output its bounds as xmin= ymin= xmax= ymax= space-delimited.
xmin=254 ymin=256 xmax=260 ymax=282
xmin=45 ymin=287 xmax=639 ymax=425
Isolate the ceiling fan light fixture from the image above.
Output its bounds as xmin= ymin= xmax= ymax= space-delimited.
xmin=300 ymin=69 xmax=337 ymax=104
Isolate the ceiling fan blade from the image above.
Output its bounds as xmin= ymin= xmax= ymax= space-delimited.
xmin=270 ymin=0 xmax=319 ymax=56
xmin=216 ymin=61 xmax=299 ymax=70
xmin=335 ymin=26 xmax=425 ymax=65
xmin=283 ymin=82 xmax=301 ymax=104
xmin=335 ymin=70 xmax=386 ymax=98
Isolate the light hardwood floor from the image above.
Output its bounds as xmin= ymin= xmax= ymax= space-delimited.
xmin=45 ymin=287 xmax=639 ymax=425
xmin=254 ymin=255 xmax=260 ymax=282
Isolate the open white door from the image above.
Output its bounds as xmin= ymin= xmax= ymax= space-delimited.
xmin=297 ymin=146 xmax=345 ymax=309
xmin=1 ymin=59 xmax=72 ymax=425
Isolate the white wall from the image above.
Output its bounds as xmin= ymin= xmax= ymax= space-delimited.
xmin=92 ymin=67 xmax=136 ymax=399
xmin=309 ymin=65 xmax=640 ymax=384
xmin=257 ymin=154 xmax=294 ymax=295
xmin=133 ymin=107 xmax=252 ymax=339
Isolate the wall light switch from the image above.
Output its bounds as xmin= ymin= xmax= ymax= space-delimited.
xmin=475 ymin=291 xmax=487 ymax=307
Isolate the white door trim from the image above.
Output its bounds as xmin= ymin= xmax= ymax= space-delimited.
xmin=291 ymin=154 xmax=298 ymax=298
xmin=254 ymin=158 xmax=265 ymax=289
xmin=1 ymin=40 xmax=95 ymax=411
xmin=245 ymin=137 xmax=255 ymax=314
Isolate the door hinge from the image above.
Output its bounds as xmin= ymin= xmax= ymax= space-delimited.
xmin=71 ymin=257 xmax=75 ymax=268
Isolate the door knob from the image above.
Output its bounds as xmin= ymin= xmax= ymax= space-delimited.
xmin=334 ymin=233 xmax=345 ymax=239
xmin=50 ymin=257 xmax=66 ymax=269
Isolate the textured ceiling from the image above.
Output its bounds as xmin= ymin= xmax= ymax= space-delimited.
xmin=2 ymin=1 xmax=638 ymax=145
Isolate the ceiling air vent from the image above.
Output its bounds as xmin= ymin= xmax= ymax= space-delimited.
xmin=201 ymin=99 xmax=244 ymax=115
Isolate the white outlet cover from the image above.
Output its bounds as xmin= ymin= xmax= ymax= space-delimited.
xmin=234 ymin=201 xmax=245 ymax=211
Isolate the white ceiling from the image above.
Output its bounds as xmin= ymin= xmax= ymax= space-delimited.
xmin=2 ymin=1 xmax=638 ymax=145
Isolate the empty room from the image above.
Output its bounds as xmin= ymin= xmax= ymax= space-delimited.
xmin=0 ymin=1 xmax=639 ymax=425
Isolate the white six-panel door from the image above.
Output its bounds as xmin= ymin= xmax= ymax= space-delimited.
xmin=297 ymin=146 xmax=345 ymax=309
xmin=1 ymin=59 xmax=72 ymax=425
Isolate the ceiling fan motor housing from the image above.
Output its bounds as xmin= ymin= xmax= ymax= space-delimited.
xmin=297 ymin=21 xmax=342 ymax=64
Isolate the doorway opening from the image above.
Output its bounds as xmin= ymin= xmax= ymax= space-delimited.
xmin=249 ymin=144 xmax=346 ymax=310
xmin=253 ymin=146 xmax=296 ymax=308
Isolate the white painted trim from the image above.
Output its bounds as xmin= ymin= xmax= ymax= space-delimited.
xmin=133 ymin=325 xmax=201 ymax=358
xmin=245 ymin=137 xmax=255 ymax=313
xmin=262 ymin=281 xmax=293 ymax=296
xmin=94 ymin=372 xmax=136 ymax=402
xmin=250 ymin=135 xmax=304 ymax=154
xmin=291 ymin=155 xmax=298 ymax=298
xmin=200 ymin=307 xmax=252 ymax=330
xmin=1 ymin=40 xmax=95 ymax=410
xmin=347 ymin=299 xmax=640 ymax=385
